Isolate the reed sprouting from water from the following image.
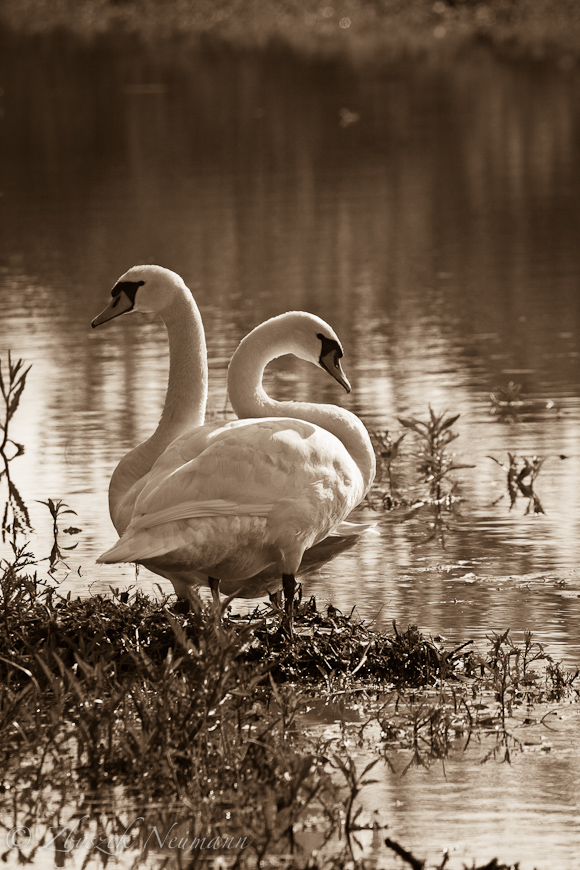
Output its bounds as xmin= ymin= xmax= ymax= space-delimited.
xmin=488 ymin=452 xmax=547 ymax=514
xmin=0 ymin=353 xmax=31 ymax=543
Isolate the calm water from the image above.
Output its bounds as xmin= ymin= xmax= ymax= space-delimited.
xmin=1 ymin=28 xmax=580 ymax=868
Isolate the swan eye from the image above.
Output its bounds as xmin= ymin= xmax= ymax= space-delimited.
xmin=317 ymin=332 xmax=343 ymax=363
xmin=111 ymin=279 xmax=145 ymax=309
xmin=92 ymin=279 xmax=146 ymax=329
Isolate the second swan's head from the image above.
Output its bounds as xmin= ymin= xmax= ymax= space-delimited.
xmin=232 ymin=310 xmax=352 ymax=393
xmin=91 ymin=265 xmax=189 ymax=328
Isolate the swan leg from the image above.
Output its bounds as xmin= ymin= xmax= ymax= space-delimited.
xmin=282 ymin=573 xmax=296 ymax=639
xmin=208 ymin=576 xmax=221 ymax=611
xmin=172 ymin=584 xmax=203 ymax=616
xmin=172 ymin=597 xmax=191 ymax=615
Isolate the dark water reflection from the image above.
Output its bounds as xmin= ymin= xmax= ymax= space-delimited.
xmin=1 ymin=29 xmax=580 ymax=867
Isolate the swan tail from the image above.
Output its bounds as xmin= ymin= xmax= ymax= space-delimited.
xmin=98 ymin=501 xmax=274 ymax=564
xmin=290 ymin=521 xmax=378 ymax=578
xmin=97 ymin=512 xmax=273 ymax=567
xmin=97 ymin=532 xmax=171 ymax=564
xmin=331 ymin=520 xmax=379 ymax=537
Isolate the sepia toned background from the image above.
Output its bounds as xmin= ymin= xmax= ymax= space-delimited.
xmin=1 ymin=20 xmax=580 ymax=868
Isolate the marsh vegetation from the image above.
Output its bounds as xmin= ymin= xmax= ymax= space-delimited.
xmin=1 ymin=356 xmax=578 ymax=869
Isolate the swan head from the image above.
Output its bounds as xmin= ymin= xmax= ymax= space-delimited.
xmin=91 ymin=265 xmax=188 ymax=327
xmin=236 ymin=311 xmax=352 ymax=393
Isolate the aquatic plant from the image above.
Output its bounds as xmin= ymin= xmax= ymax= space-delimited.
xmin=380 ymin=407 xmax=475 ymax=546
xmin=246 ymin=604 xmax=469 ymax=687
xmin=490 ymin=381 xmax=559 ymax=423
xmin=370 ymin=628 xmax=578 ymax=775
xmin=473 ymin=629 xmax=577 ymax=711
xmin=0 ymin=353 xmax=31 ymax=541
xmin=376 ymin=687 xmax=466 ymax=775
xmin=397 ymin=407 xmax=467 ymax=503
xmin=0 ymin=568 xmax=324 ymax=864
xmin=36 ymin=497 xmax=81 ymax=572
xmin=489 ymin=380 xmax=524 ymax=416
xmin=367 ymin=408 xmax=472 ymax=532
xmin=330 ymin=753 xmax=380 ymax=858
xmin=368 ymin=428 xmax=406 ymax=507
xmin=488 ymin=452 xmax=546 ymax=514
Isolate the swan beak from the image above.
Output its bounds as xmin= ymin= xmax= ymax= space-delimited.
xmin=91 ymin=290 xmax=134 ymax=328
xmin=320 ymin=350 xmax=351 ymax=393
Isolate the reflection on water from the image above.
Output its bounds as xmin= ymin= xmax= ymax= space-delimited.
xmin=351 ymin=710 xmax=580 ymax=870
xmin=1 ymin=27 xmax=580 ymax=869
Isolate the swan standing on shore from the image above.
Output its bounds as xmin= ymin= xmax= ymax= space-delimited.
xmin=92 ymin=266 xmax=376 ymax=626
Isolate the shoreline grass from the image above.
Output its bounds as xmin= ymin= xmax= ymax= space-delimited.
xmin=1 ymin=0 xmax=580 ymax=65
xmin=1 ymin=546 xmax=577 ymax=868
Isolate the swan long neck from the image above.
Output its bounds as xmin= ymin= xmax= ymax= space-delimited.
xmin=227 ymin=332 xmax=276 ymax=419
xmin=157 ymin=295 xmax=208 ymax=436
xmin=227 ymin=325 xmax=376 ymax=494
xmin=110 ymin=290 xmax=208 ymax=530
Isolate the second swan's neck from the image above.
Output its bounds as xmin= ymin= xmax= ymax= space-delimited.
xmin=227 ymin=324 xmax=376 ymax=493
xmin=110 ymin=289 xmax=208 ymax=530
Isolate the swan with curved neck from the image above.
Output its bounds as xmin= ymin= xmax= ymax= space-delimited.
xmin=91 ymin=265 xmax=208 ymax=535
xmin=228 ymin=314 xmax=375 ymax=492
xmin=97 ymin=304 xmax=377 ymax=625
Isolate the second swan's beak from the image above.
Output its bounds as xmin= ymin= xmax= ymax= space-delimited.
xmin=91 ymin=289 xmax=134 ymax=328
xmin=320 ymin=348 xmax=351 ymax=393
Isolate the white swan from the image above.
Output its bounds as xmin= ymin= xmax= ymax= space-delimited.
xmin=91 ymin=265 xmax=208 ymax=537
xmin=96 ymin=306 xmax=377 ymax=625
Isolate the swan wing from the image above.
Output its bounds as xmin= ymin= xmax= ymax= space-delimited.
xmin=134 ymin=416 xmax=354 ymax=521
xmin=130 ymin=498 xmax=274 ymax=531
xmin=98 ymin=417 xmax=363 ymax=570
